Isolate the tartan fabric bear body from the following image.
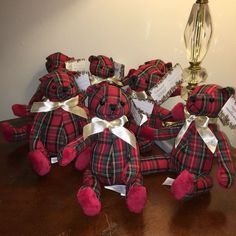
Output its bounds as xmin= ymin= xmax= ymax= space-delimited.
xmin=141 ymin=84 xmax=235 ymax=200
xmin=28 ymin=70 xmax=87 ymax=176
xmin=64 ymin=84 xmax=147 ymax=216
xmin=0 ymin=52 xmax=76 ymax=143
xmin=123 ymin=60 xmax=184 ymax=153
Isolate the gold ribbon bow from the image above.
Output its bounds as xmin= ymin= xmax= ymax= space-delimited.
xmin=175 ymin=114 xmax=218 ymax=153
xmin=83 ymin=115 xmax=137 ymax=148
xmin=90 ymin=75 xmax=123 ymax=87
xmin=30 ymin=95 xmax=87 ymax=119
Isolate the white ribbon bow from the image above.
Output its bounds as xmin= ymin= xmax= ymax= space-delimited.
xmin=83 ymin=115 xmax=137 ymax=148
xmin=30 ymin=95 xmax=87 ymax=119
xmin=90 ymin=75 xmax=123 ymax=86
xmin=175 ymin=115 xmax=218 ymax=154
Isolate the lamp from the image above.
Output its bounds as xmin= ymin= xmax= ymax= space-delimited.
xmin=182 ymin=0 xmax=213 ymax=93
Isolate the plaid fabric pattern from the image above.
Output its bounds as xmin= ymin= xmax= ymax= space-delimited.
xmin=30 ymin=70 xmax=87 ymax=158
xmin=89 ymin=55 xmax=115 ymax=78
xmin=45 ymin=52 xmax=74 ymax=73
xmin=30 ymin=108 xmax=86 ymax=158
xmin=144 ymin=59 xmax=172 ymax=74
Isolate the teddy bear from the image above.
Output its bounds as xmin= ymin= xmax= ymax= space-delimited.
xmin=141 ymin=84 xmax=235 ymax=199
xmin=28 ymin=69 xmax=88 ymax=176
xmin=62 ymin=83 xmax=154 ymax=216
xmin=0 ymin=52 xmax=76 ymax=142
xmin=123 ymin=60 xmax=184 ymax=153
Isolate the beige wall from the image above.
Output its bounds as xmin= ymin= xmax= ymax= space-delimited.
xmin=0 ymin=0 xmax=235 ymax=146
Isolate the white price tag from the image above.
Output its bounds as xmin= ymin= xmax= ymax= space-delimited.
xmin=65 ymin=58 xmax=87 ymax=72
xmin=114 ymin=61 xmax=125 ymax=79
xmin=132 ymin=98 xmax=154 ymax=115
xmin=219 ymin=95 xmax=236 ymax=129
xmin=150 ymin=64 xmax=183 ymax=104
xmin=51 ymin=157 xmax=58 ymax=164
xmin=104 ymin=185 xmax=126 ymax=196
xmin=131 ymin=101 xmax=148 ymax=126
xmin=75 ymin=72 xmax=91 ymax=91
xmin=162 ymin=177 xmax=175 ymax=186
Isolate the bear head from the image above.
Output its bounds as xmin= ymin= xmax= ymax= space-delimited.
xmin=39 ymin=70 xmax=79 ymax=102
xmin=89 ymin=55 xmax=115 ymax=79
xmin=86 ymin=84 xmax=130 ymax=121
xmin=186 ymin=84 xmax=235 ymax=118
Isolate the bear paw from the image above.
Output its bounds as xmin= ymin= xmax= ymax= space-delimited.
xmin=126 ymin=185 xmax=147 ymax=213
xmin=217 ymin=166 xmax=233 ymax=188
xmin=171 ymin=170 xmax=194 ymax=200
xmin=28 ymin=150 xmax=50 ymax=176
xmin=77 ymin=187 xmax=101 ymax=216
xmin=59 ymin=147 xmax=77 ymax=166
xmin=12 ymin=104 xmax=30 ymax=117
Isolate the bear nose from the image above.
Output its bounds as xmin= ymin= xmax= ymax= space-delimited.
xmin=109 ymin=68 xmax=114 ymax=75
xmin=109 ymin=104 xmax=117 ymax=111
xmin=62 ymin=87 xmax=69 ymax=93
xmin=129 ymin=76 xmax=138 ymax=87
xmin=190 ymin=95 xmax=196 ymax=102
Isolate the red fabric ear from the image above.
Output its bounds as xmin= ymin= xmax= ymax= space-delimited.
xmin=39 ymin=75 xmax=49 ymax=83
xmin=221 ymin=87 xmax=235 ymax=102
xmin=86 ymin=84 xmax=101 ymax=95
xmin=89 ymin=55 xmax=97 ymax=62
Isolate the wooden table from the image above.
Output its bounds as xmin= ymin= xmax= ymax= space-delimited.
xmin=1 ymin=119 xmax=236 ymax=236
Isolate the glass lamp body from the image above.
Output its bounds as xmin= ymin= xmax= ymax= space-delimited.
xmin=183 ymin=1 xmax=213 ymax=90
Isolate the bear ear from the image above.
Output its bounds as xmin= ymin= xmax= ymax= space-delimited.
xmin=39 ymin=75 xmax=50 ymax=83
xmin=89 ymin=55 xmax=97 ymax=62
xmin=221 ymin=86 xmax=235 ymax=101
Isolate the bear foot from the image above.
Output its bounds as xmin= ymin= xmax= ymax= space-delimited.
xmin=75 ymin=147 xmax=91 ymax=171
xmin=28 ymin=150 xmax=50 ymax=176
xmin=171 ymin=169 xmax=194 ymax=200
xmin=77 ymin=187 xmax=101 ymax=216
xmin=126 ymin=185 xmax=147 ymax=213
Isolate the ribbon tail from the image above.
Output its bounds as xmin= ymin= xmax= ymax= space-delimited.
xmin=112 ymin=127 xmax=137 ymax=149
xmin=31 ymin=101 xmax=57 ymax=113
xmin=197 ymin=127 xmax=218 ymax=154
xmin=83 ymin=122 xmax=104 ymax=140
xmin=63 ymin=106 xmax=87 ymax=119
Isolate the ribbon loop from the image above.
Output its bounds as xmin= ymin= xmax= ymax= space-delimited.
xmin=90 ymin=75 xmax=123 ymax=86
xmin=175 ymin=114 xmax=218 ymax=154
xmin=31 ymin=96 xmax=87 ymax=119
xmin=83 ymin=115 xmax=137 ymax=148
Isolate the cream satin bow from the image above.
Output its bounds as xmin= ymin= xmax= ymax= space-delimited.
xmin=30 ymin=95 xmax=87 ymax=119
xmin=175 ymin=114 xmax=218 ymax=154
xmin=83 ymin=115 xmax=137 ymax=148
xmin=131 ymin=90 xmax=150 ymax=100
xmin=90 ymin=75 xmax=123 ymax=86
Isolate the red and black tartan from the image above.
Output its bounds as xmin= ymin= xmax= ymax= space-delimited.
xmin=89 ymin=55 xmax=115 ymax=79
xmin=29 ymin=70 xmax=87 ymax=161
xmin=140 ymin=84 xmax=235 ymax=198
xmin=7 ymin=53 xmax=79 ymax=143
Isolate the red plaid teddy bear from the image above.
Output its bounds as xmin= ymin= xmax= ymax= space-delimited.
xmin=62 ymin=83 xmax=152 ymax=216
xmin=28 ymin=69 xmax=88 ymax=176
xmin=123 ymin=59 xmax=184 ymax=153
xmin=0 ymin=52 xmax=76 ymax=142
xmin=141 ymin=84 xmax=235 ymax=199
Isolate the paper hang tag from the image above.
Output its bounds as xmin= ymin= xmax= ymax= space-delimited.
xmin=162 ymin=177 xmax=175 ymax=186
xmin=104 ymin=185 xmax=126 ymax=196
xmin=218 ymin=95 xmax=236 ymax=129
xmin=75 ymin=72 xmax=91 ymax=91
xmin=131 ymin=101 xmax=148 ymax=126
xmin=65 ymin=58 xmax=88 ymax=72
xmin=132 ymin=98 xmax=154 ymax=115
xmin=114 ymin=61 xmax=125 ymax=79
xmin=50 ymin=157 xmax=58 ymax=164
xmin=150 ymin=64 xmax=183 ymax=104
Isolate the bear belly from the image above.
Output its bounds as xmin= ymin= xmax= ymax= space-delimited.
xmin=91 ymin=131 xmax=127 ymax=184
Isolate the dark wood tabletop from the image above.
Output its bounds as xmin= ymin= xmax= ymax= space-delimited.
xmin=1 ymin=119 xmax=236 ymax=236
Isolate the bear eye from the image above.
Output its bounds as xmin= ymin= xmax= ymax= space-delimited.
xmin=51 ymin=85 xmax=56 ymax=90
xmin=120 ymin=101 xmax=125 ymax=106
xmin=100 ymin=100 xmax=105 ymax=106
xmin=209 ymin=97 xmax=215 ymax=103
xmin=145 ymin=79 xmax=149 ymax=83
xmin=99 ymin=65 xmax=104 ymax=69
